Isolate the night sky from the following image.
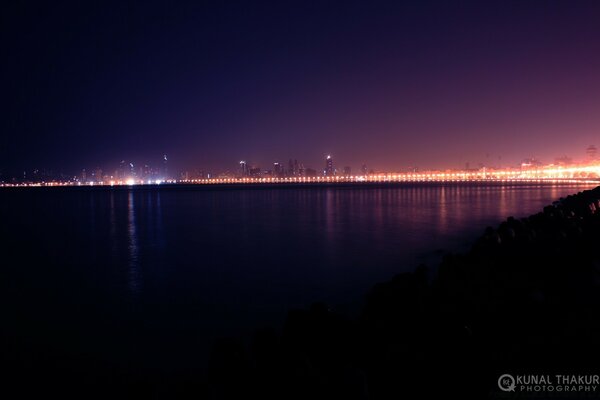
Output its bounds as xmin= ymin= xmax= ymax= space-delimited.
xmin=3 ymin=1 xmax=600 ymax=175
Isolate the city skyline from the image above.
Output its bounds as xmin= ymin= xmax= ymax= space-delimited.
xmin=3 ymin=1 xmax=600 ymax=175
xmin=5 ymin=145 xmax=600 ymax=185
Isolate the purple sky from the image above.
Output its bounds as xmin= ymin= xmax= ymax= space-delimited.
xmin=3 ymin=1 xmax=600 ymax=175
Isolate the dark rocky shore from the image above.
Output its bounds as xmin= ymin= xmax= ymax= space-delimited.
xmin=208 ymin=186 xmax=600 ymax=399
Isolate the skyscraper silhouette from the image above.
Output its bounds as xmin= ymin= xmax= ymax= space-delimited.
xmin=325 ymin=155 xmax=334 ymax=176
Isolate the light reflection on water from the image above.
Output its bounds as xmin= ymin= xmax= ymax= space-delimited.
xmin=127 ymin=190 xmax=140 ymax=295
xmin=93 ymin=184 xmax=590 ymax=302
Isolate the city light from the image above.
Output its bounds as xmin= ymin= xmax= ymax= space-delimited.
xmin=4 ymin=162 xmax=600 ymax=188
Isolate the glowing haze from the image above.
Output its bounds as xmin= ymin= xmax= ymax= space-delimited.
xmin=3 ymin=1 xmax=600 ymax=175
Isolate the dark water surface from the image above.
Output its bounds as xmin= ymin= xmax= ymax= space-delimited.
xmin=1 ymin=183 xmax=595 ymax=381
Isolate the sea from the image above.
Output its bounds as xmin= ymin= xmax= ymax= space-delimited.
xmin=1 ymin=182 xmax=595 ymax=384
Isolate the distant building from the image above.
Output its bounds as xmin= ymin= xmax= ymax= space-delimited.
xmin=361 ymin=164 xmax=368 ymax=175
xmin=249 ymin=167 xmax=261 ymax=177
xmin=239 ymin=160 xmax=248 ymax=177
xmin=343 ymin=166 xmax=351 ymax=176
xmin=94 ymin=167 xmax=103 ymax=183
xmin=285 ymin=159 xmax=300 ymax=176
xmin=163 ymin=154 xmax=169 ymax=179
xmin=273 ymin=162 xmax=284 ymax=177
xmin=142 ymin=164 xmax=151 ymax=180
xmin=118 ymin=160 xmax=127 ymax=179
xmin=324 ymin=155 xmax=334 ymax=176
xmin=298 ymin=163 xmax=305 ymax=177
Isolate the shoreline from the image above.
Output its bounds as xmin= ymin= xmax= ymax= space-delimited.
xmin=0 ymin=179 xmax=598 ymax=193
